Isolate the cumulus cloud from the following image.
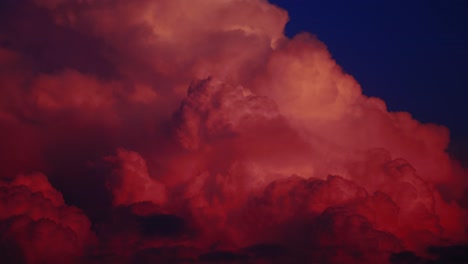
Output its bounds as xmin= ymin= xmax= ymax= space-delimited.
xmin=0 ymin=173 xmax=94 ymax=263
xmin=0 ymin=0 xmax=466 ymax=263
xmin=104 ymin=148 xmax=167 ymax=206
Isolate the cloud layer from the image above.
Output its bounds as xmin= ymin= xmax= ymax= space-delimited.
xmin=0 ymin=0 xmax=467 ymax=263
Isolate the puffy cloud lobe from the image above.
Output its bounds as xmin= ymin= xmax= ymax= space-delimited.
xmin=37 ymin=0 xmax=287 ymax=90
xmin=0 ymin=173 xmax=94 ymax=263
xmin=252 ymin=34 xmax=455 ymax=189
xmin=104 ymin=148 xmax=167 ymax=206
xmin=176 ymin=77 xmax=280 ymax=151
xmin=173 ymin=77 xmax=316 ymax=191
xmin=252 ymin=34 xmax=363 ymax=122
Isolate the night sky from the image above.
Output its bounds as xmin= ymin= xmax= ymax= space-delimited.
xmin=270 ymin=0 xmax=468 ymax=141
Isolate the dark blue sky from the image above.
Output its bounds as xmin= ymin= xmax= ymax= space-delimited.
xmin=269 ymin=0 xmax=468 ymax=141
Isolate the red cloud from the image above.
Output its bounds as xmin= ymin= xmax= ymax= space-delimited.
xmin=0 ymin=0 xmax=466 ymax=263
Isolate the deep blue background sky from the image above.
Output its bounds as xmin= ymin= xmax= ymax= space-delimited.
xmin=269 ymin=0 xmax=468 ymax=142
